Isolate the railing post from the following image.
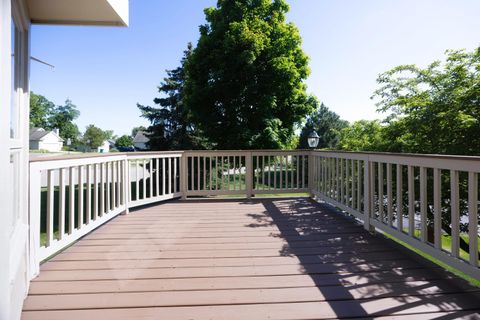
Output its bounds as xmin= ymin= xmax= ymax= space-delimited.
xmin=363 ymin=158 xmax=374 ymax=232
xmin=122 ymin=157 xmax=130 ymax=214
xmin=181 ymin=153 xmax=187 ymax=200
xmin=246 ymin=152 xmax=253 ymax=198
xmin=308 ymin=151 xmax=314 ymax=198
xmin=28 ymin=165 xmax=41 ymax=279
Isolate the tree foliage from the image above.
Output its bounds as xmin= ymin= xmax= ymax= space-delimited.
xmin=30 ymin=94 xmax=81 ymax=145
xmin=372 ymin=47 xmax=480 ymax=155
xmin=298 ymin=99 xmax=348 ymax=149
xmin=138 ymin=44 xmax=209 ymax=151
xmin=30 ymin=92 xmax=55 ymax=129
xmin=337 ymin=120 xmax=386 ymax=152
xmin=184 ymin=0 xmax=314 ymax=149
xmin=115 ymin=135 xmax=134 ymax=148
xmin=83 ymin=125 xmax=107 ymax=149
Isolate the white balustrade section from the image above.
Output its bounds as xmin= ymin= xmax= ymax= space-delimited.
xmin=310 ymin=151 xmax=480 ymax=280
xmin=29 ymin=150 xmax=479 ymax=280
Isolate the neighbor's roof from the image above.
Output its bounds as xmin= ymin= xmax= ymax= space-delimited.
xmin=29 ymin=128 xmax=64 ymax=142
xmin=133 ymin=131 xmax=149 ymax=143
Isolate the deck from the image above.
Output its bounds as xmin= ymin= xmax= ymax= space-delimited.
xmin=22 ymin=198 xmax=480 ymax=319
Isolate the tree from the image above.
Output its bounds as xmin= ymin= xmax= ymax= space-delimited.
xmin=372 ymin=47 xmax=480 ymax=156
xmin=47 ymin=99 xmax=81 ymax=145
xmin=138 ymin=44 xmax=209 ymax=150
xmin=83 ymin=125 xmax=107 ymax=150
xmin=30 ymin=92 xmax=55 ymax=128
xmin=337 ymin=120 xmax=386 ymax=152
xmin=131 ymin=126 xmax=146 ymax=138
xmin=184 ymin=0 xmax=314 ymax=149
xmin=371 ymin=47 xmax=480 ymax=257
xmin=115 ymin=135 xmax=134 ymax=148
xmin=298 ymin=99 xmax=348 ymax=149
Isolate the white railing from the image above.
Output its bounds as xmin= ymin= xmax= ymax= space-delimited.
xmin=182 ymin=150 xmax=309 ymax=198
xmin=29 ymin=155 xmax=128 ymax=277
xmin=29 ymin=150 xmax=479 ymax=280
xmin=310 ymin=151 xmax=480 ymax=280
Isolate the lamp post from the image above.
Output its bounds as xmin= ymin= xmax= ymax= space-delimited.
xmin=307 ymin=131 xmax=320 ymax=149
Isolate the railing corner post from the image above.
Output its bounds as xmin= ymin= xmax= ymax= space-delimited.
xmin=246 ymin=152 xmax=253 ymax=198
xmin=28 ymin=165 xmax=41 ymax=279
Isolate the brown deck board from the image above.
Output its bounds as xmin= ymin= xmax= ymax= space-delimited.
xmin=22 ymin=198 xmax=480 ymax=319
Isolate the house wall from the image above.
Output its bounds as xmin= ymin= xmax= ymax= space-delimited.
xmin=134 ymin=142 xmax=147 ymax=150
xmin=97 ymin=141 xmax=110 ymax=153
xmin=0 ymin=1 xmax=31 ymax=319
xmin=37 ymin=133 xmax=63 ymax=152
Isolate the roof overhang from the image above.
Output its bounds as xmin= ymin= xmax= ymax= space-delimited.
xmin=26 ymin=0 xmax=129 ymax=27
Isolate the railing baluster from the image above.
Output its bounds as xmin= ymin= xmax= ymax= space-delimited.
xmin=148 ymin=159 xmax=153 ymax=198
xmin=155 ymin=158 xmax=160 ymax=197
xmin=396 ymin=164 xmax=403 ymax=232
xmin=69 ymin=167 xmax=75 ymax=232
xmin=408 ymin=165 xmax=415 ymax=236
xmin=58 ymin=168 xmax=65 ymax=240
xmin=386 ymin=163 xmax=393 ymax=227
xmin=357 ymin=160 xmax=361 ymax=212
xmin=233 ymin=156 xmax=237 ymax=191
xmin=86 ymin=165 xmax=91 ymax=224
xmin=135 ymin=160 xmax=139 ymax=201
xmin=169 ymin=157 xmax=173 ymax=194
xmin=378 ymin=162 xmax=384 ymax=222
xmin=93 ymin=163 xmax=98 ymax=220
xmin=106 ymin=162 xmax=111 ymax=212
xmin=468 ymin=172 xmax=478 ymax=266
xmin=174 ymin=157 xmax=178 ymax=193
xmin=433 ymin=168 xmax=441 ymax=249
xmin=78 ymin=165 xmax=84 ymax=227
xmin=110 ymin=161 xmax=116 ymax=210
xmin=204 ymin=156 xmax=207 ymax=191
xmin=46 ymin=169 xmax=54 ymax=247
xmin=100 ymin=163 xmax=105 ymax=217
xmin=351 ymin=160 xmax=355 ymax=209
xmin=420 ymin=166 xmax=428 ymax=242
xmin=302 ymin=155 xmax=306 ymax=189
xmin=197 ymin=156 xmax=201 ymax=191
xmin=209 ymin=157 xmax=213 ymax=191
xmin=162 ymin=158 xmax=166 ymax=195
xmin=450 ymin=170 xmax=460 ymax=258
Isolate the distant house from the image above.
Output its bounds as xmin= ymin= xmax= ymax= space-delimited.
xmin=133 ymin=131 xmax=149 ymax=150
xmin=29 ymin=128 xmax=64 ymax=152
xmin=97 ymin=140 xmax=115 ymax=153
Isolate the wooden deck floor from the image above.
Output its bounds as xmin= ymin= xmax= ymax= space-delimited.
xmin=22 ymin=198 xmax=480 ymax=320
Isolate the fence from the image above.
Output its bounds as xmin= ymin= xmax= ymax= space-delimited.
xmin=29 ymin=150 xmax=480 ymax=280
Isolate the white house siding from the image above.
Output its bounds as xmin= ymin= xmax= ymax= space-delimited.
xmin=30 ymin=132 xmax=63 ymax=152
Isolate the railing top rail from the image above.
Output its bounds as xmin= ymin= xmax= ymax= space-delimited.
xmin=312 ymin=150 xmax=480 ymax=161
xmin=29 ymin=151 xmax=185 ymax=163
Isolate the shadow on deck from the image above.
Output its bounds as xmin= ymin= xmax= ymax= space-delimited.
xmin=22 ymin=198 xmax=480 ymax=319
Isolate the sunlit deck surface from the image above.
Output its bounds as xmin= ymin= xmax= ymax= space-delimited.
xmin=22 ymin=198 xmax=480 ymax=320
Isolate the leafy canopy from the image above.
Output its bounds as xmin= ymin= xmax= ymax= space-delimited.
xmin=185 ymin=0 xmax=313 ymax=149
xmin=298 ymin=99 xmax=348 ymax=149
xmin=30 ymin=93 xmax=81 ymax=145
xmin=83 ymin=125 xmax=107 ymax=149
xmin=372 ymin=47 xmax=480 ymax=155
xmin=115 ymin=135 xmax=134 ymax=148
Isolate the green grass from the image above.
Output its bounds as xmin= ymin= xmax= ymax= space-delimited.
xmin=385 ymin=231 xmax=480 ymax=287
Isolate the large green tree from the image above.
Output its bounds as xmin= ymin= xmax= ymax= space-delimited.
xmin=185 ymin=0 xmax=314 ymax=149
xmin=30 ymin=92 xmax=55 ymax=128
xmin=372 ymin=47 xmax=480 ymax=156
xmin=115 ymin=135 xmax=134 ymax=148
xmin=138 ymin=44 xmax=209 ymax=150
xmin=337 ymin=120 xmax=386 ymax=152
xmin=48 ymin=99 xmax=81 ymax=145
xmin=298 ymin=99 xmax=348 ymax=149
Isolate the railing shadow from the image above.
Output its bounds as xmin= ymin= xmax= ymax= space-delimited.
xmin=241 ymin=197 xmax=480 ymax=319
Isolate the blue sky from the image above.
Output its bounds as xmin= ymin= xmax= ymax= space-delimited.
xmin=30 ymin=0 xmax=480 ymax=136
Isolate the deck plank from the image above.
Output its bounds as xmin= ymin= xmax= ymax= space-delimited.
xmin=22 ymin=198 xmax=480 ymax=320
